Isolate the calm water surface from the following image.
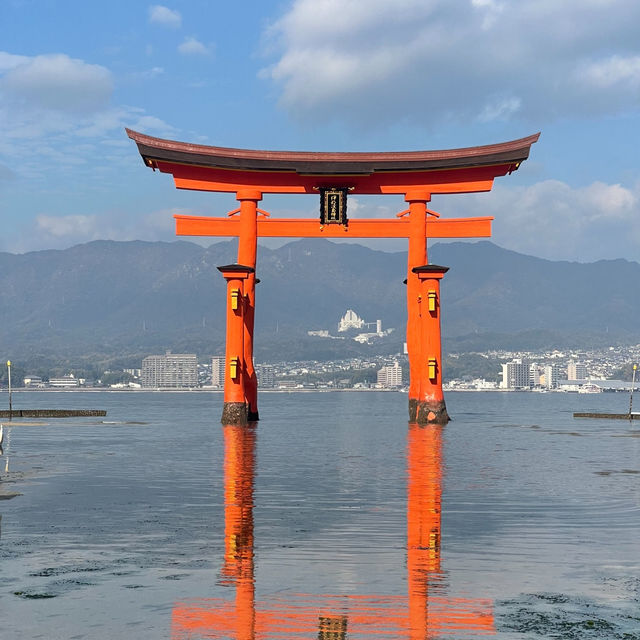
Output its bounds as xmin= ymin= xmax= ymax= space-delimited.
xmin=1 ymin=390 xmax=639 ymax=638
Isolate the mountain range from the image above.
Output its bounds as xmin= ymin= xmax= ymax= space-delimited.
xmin=0 ymin=239 xmax=638 ymax=376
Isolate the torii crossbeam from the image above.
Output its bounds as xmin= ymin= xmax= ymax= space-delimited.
xmin=127 ymin=129 xmax=539 ymax=425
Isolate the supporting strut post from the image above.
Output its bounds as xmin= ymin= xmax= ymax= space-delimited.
xmin=218 ymin=264 xmax=255 ymax=425
xmin=411 ymin=265 xmax=450 ymax=424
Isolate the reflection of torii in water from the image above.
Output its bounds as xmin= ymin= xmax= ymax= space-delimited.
xmin=171 ymin=424 xmax=494 ymax=639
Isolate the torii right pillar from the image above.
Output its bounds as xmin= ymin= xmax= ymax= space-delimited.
xmin=406 ymin=190 xmax=450 ymax=425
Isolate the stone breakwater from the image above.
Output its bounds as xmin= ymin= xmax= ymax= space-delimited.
xmin=0 ymin=409 xmax=106 ymax=418
xmin=573 ymin=412 xmax=639 ymax=420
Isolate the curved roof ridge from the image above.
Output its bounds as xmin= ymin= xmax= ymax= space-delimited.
xmin=126 ymin=128 xmax=540 ymax=164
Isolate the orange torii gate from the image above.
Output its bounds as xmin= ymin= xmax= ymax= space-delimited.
xmin=127 ymin=129 xmax=539 ymax=424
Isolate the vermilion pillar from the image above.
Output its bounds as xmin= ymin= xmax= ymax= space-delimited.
xmin=218 ymin=264 xmax=255 ymax=425
xmin=406 ymin=191 xmax=428 ymax=404
xmin=410 ymin=265 xmax=450 ymax=424
xmin=236 ymin=189 xmax=261 ymax=422
xmin=406 ymin=191 xmax=449 ymax=424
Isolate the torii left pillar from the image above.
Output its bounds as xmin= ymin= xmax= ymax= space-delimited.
xmin=219 ymin=190 xmax=261 ymax=426
xmin=218 ymin=264 xmax=257 ymax=425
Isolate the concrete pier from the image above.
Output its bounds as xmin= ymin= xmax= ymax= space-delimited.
xmin=0 ymin=409 xmax=106 ymax=418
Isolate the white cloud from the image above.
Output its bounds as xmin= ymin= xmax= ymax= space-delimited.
xmin=128 ymin=113 xmax=177 ymax=136
xmin=578 ymin=55 xmax=640 ymax=89
xmin=36 ymin=214 xmax=99 ymax=238
xmin=263 ymin=0 xmax=640 ymax=126
xmin=478 ymin=96 xmax=522 ymax=122
xmin=178 ymin=37 xmax=211 ymax=56
xmin=0 ymin=50 xmax=176 ymax=191
xmin=131 ymin=66 xmax=165 ymax=80
xmin=471 ymin=0 xmax=505 ymax=29
xmin=432 ymin=179 xmax=640 ymax=262
xmin=15 ymin=181 xmax=640 ymax=260
xmin=148 ymin=5 xmax=182 ymax=28
xmin=1 ymin=53 xmax=113 ymax=113
xmin=142 ymin=209 xmax=184 ymax=234
xmin=70 ymin=107 xmax=176 ymax=139
xmin=0 ymin=51 xmax=29 ymax=72
xmin=22 ymin=208 xmax=194 ymax=251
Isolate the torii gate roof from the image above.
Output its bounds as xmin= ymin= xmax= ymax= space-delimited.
xmin=126 ymin=129 xmax=540 ymax=196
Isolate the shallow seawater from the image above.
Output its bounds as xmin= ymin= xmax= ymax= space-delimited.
xmin=1 ymin=390 xmax=639 ymax=638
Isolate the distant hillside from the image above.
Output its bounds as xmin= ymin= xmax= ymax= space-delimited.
xmin=0 ymin=239 xmax=638 ymax=374
xmin=431 ymin=241 xmax=640 ymax=336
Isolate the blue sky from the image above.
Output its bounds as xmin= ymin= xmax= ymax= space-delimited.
xmin=1 ymin=0 xmax=639 ymax=261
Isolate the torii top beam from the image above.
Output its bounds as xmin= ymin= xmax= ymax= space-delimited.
xmin=126 ymin=129 xmax=540 ymax=197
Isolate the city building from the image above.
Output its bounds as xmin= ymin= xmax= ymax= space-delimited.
xmin=257 ymin=365 xmax=275 ymax=388
xmin=445 ymin=378 xmax=498 ymax=390
xmin=543 ymin=364 xmax=561 ymax=389
xmin=377 ymin=362 xmax=403 ymax=388
xmin=276 ymin=380 xmax=298 ymax=389
xmin=500 ymin=359 xmax=530 ymax=389
xmin=23 ymin=375 xmax=45 ymax=387
xmin=49 ymin=374 xmax=80 ymax=388
xmin=211 ymin=356 xmax=225 ymax=387
xmin=529 ymin=363 xmax=541 ymax=388
xmin=567 ymin=361 xmax=588 ymax=380
xmin=142 ymin=353 xmax=198 ymax=388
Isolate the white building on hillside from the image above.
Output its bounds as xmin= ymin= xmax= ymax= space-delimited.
xmin=338 ymin=309 xmax=365 ymax=332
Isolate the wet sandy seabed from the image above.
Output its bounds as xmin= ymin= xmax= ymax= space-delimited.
xmin=1 ymin=390 xmax=639 ymax=639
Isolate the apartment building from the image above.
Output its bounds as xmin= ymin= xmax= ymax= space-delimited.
xmin=142 ymin=353 xmax=198 ymax=388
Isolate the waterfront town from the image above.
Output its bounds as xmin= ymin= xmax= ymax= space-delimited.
xmin=8 ymin=310 xmax=640 ymax=392
xmin=15 ymin=343 xmax=640 ymax=393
